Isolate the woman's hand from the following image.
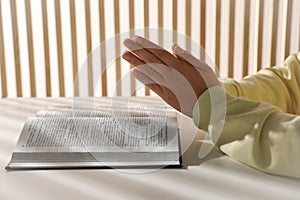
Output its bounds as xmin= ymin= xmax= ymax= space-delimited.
xmin=122 ymin=36 xmax=219 ymax=117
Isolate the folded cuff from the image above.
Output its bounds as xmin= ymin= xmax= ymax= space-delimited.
xmin=192 ymin=86 xmax=227 ymax=143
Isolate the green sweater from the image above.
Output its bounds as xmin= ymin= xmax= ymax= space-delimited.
xmin=193 ymin=52 xmax=300 ymax=178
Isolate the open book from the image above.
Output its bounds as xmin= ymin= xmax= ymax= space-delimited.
xmin=6 ymin=105 xmax=182 ymax=169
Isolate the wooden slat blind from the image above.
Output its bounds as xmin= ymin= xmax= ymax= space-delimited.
xmin=215 ymin=0 xmax=221 ymax=72
xmin=10 ymin=0 xmax=22 ymax=97
xmin=85 ymin=0 xmax=93 ymax=96
xmin=114 ymin=0 xmax=121 ymax=96
xmin=185 ymin=0 xmax=191 ymax=52
xmin=172 ymin=0 xmax=177 ymax=44
xmin=284 ymin=0 xmax=293 ymax=59
xmin=69 ymin=0 xmax=79 ymax=96
xmin=256 ymin=0 xmax=264 ymax=71
xmin=228 ymin=0 xmax=235 ymax=78
xmin=129 ymin=0 xmax=135 ymax=96
xmin=144 ymin=0 xmax=150 ymax=96
xmin=99 ymin=0 xmax=107 ymax=96
xmin=0 ymin=1 xmax=7 ymax=97
xmin=200 ymin=0 xmax=205 ymax=60
xmin=1 ymin=0 xmax=300 ymax=98
xmin=270 ymin=0 xmax=279 ymax=67
xmin=158 ymin=0 xmax=163 ymax=46
xmin=242 ymin=0 xmax=250 ymax=77
xmin=41 ymin=0 xmax=51 ymax=96
xmin=54 ymin=0 xmax=65 ymax=96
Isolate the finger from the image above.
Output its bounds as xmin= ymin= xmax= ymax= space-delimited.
xmin=172 ymin=43 xmax=200 ymax=67
xmin=123 ymin=39 xmax=162 ymax=64
xmin=171 ymin=44 xmax=189 ymax=63
xmin=123 ymin=51 xmax=165 ymax=82
xmin=131 ymin=68 xmax=164 ymax=95
xmin=136 ymin=64 xmax=165 ymax=84
xmin=132 ymin=36 xmax=184 ymax=69
xmin=172 ymin=44 xmax=220 ymax=88
xmin=122 ymin=51 xmax=145 ymax=67
xmin=172 ymin=43 xmax=213 ymax=74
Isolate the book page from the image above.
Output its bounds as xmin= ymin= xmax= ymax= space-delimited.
xmin=36 ymin=105 xmax=173 ymax=118
xmin=15 ymin=116 xmax=179 ymax=153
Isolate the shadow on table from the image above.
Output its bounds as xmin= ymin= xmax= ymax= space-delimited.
xmin=181 ymin=131 xmax=224 ymax=169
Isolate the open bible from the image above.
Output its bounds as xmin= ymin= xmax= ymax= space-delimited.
xmin=6 ymin=105 xmax=181 ymax=169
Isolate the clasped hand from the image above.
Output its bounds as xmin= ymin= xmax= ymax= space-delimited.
xmin=122 ymin=36 xmax=219 ymax=118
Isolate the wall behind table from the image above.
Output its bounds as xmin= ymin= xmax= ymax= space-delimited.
xmin=0 ymin=0 xmax=299 ymax=98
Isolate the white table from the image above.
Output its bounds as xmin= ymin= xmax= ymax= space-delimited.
xmin=1 ymin=97 xmax=300 ymax=200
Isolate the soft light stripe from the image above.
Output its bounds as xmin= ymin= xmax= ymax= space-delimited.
xmin=2 ymin=0 xmax=16 ymax=97
xmin=16 ymin=0 xmax=30 ymax=97
xmin=289 ymin=0 xmax=300 ymax=55
xmin=31 ymin=0 xmax=46 ymax=97
xmin=60 ymin=0 xmax=73 ymax=97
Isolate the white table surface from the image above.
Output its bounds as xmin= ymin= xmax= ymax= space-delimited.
xmin=1 ymin=97 xmax=300 ymax=200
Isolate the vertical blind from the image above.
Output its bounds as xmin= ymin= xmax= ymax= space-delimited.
xmin=0 ymin=0 xmax=299 ymax=98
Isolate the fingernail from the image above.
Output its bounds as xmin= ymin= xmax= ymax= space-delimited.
xmin=131 ymin=68 xmax=138 ymax=78
xmin=174 ymin=44 xmax=184 ymax=54
xmin=171 ymin=43 xmax=177 ymax=51
xmin=122 ymin=53 xmax=130 ymax=60
xmin=123 ymin=39 xmax=132 ymax=47
xmin=132 ymin=35 xmax=141 ymax=43
xmin=132 ymin=35 xmax=138 ymax=40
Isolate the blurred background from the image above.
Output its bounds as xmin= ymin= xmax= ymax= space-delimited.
xmin=0 ymin=0 xmax=300 ymax=98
